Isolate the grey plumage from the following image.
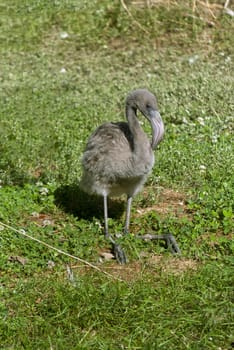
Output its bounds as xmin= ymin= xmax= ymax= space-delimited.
xmin=80 ymin=89 xmax=165 ymax=263
xmin=81 ymin=89 xmax=164 ymax=198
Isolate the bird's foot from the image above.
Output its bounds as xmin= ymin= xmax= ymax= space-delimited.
xmin=123 ymin=228 xmax=129 ymax=235
xmin=112 ymin=243 xmax=127 ymax=265
xmin=106 ymin=233 xmax=127 ymax=264
xmin=164 ymin=234 xmax=181 ymax=255
xmin=136 ymin=233 xmax=181 ymax=255
xmin=159 ymin=234 xmax=181 ymax=254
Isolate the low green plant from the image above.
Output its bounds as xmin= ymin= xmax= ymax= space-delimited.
xmin=0 ymin=1 xmax=233 ymax=348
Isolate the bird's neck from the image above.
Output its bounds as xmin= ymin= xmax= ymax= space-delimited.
xmin=126 ymin=105 xmax=150 ymax=156
xmin=126 ymin=106 xmax=142 ymax=134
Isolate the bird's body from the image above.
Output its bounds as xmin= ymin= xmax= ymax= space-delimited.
xmin=80 ymin=89 xmax=165 ymax=263
xmin=81 ymin=120 xmax=154 ymax=198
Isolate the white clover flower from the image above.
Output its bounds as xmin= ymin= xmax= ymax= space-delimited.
xmin=188 ymin=55 xmax=199 ymax=64
xmin=95 ymin=221 xmax=102 ymax=229
xmin=60 ymin=67 xmax=66 ymax=74
xmin=39 ymin=187 xmax=49 ymax=195
xmin=42 ymin=219 xmax=53 ymax=226
xmin=197 ymin=117 xmax=205 ymax=126
xmin=60 ymin=32 xmax=69 ymax=39
xmin=182 ymin=117 xmax=189 ymax=124
xmin=47 ymin=260 xmax=56 ymax=269
xmin=211 ymin=135 xmax=218 ymax=143
xmin=199 ymin=165 xmax=206 ymax=172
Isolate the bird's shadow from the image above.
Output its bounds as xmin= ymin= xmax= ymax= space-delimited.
xmin=54 ymin=184 xmax=125 ymax=221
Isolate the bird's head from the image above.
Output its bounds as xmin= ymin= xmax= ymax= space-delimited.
xmin=126 ymin=89 xmax=164 ymax=149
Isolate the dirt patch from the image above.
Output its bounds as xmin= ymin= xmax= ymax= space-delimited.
xmin=147 ymin=255 xmax=198 ymax=275
xmin=29 ymin=213 xmax=56 ymax=227
xmin=103 ymin=256 xmax=199 ymax=281
xmin=136 ymin=188 xmax=190 ymax=218
xmin=72 ymin=255 xmax=199 ymax=282
xmin=103 ymin=260 xmax=144 ymax=282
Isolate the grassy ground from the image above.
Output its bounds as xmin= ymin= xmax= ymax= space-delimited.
xmin=0 ymin=1 xmax=233 ymax=349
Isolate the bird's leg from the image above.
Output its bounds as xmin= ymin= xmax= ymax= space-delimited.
xmin=124 ymin=196 xmax=132 ymax=235
xmin=103 ymin=194 xmax=127 ymax=264
xmin=103 ymin=194 xmax=109 ymax=238
xmin=123 ymin=196 xmax=180 ymax=255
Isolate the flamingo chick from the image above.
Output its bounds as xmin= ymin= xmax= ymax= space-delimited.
xmin=80 ymin=89 xmax=165 ymax=263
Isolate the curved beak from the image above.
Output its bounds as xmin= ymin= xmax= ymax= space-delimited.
xmin=149 ymin=110 xmax=164 ymax=149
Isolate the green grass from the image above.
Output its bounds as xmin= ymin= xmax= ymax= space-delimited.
xmin=0 ymin=1 xmax=233 ymax=349
xmin=1 ymin=260 xmax=233 ymax=349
